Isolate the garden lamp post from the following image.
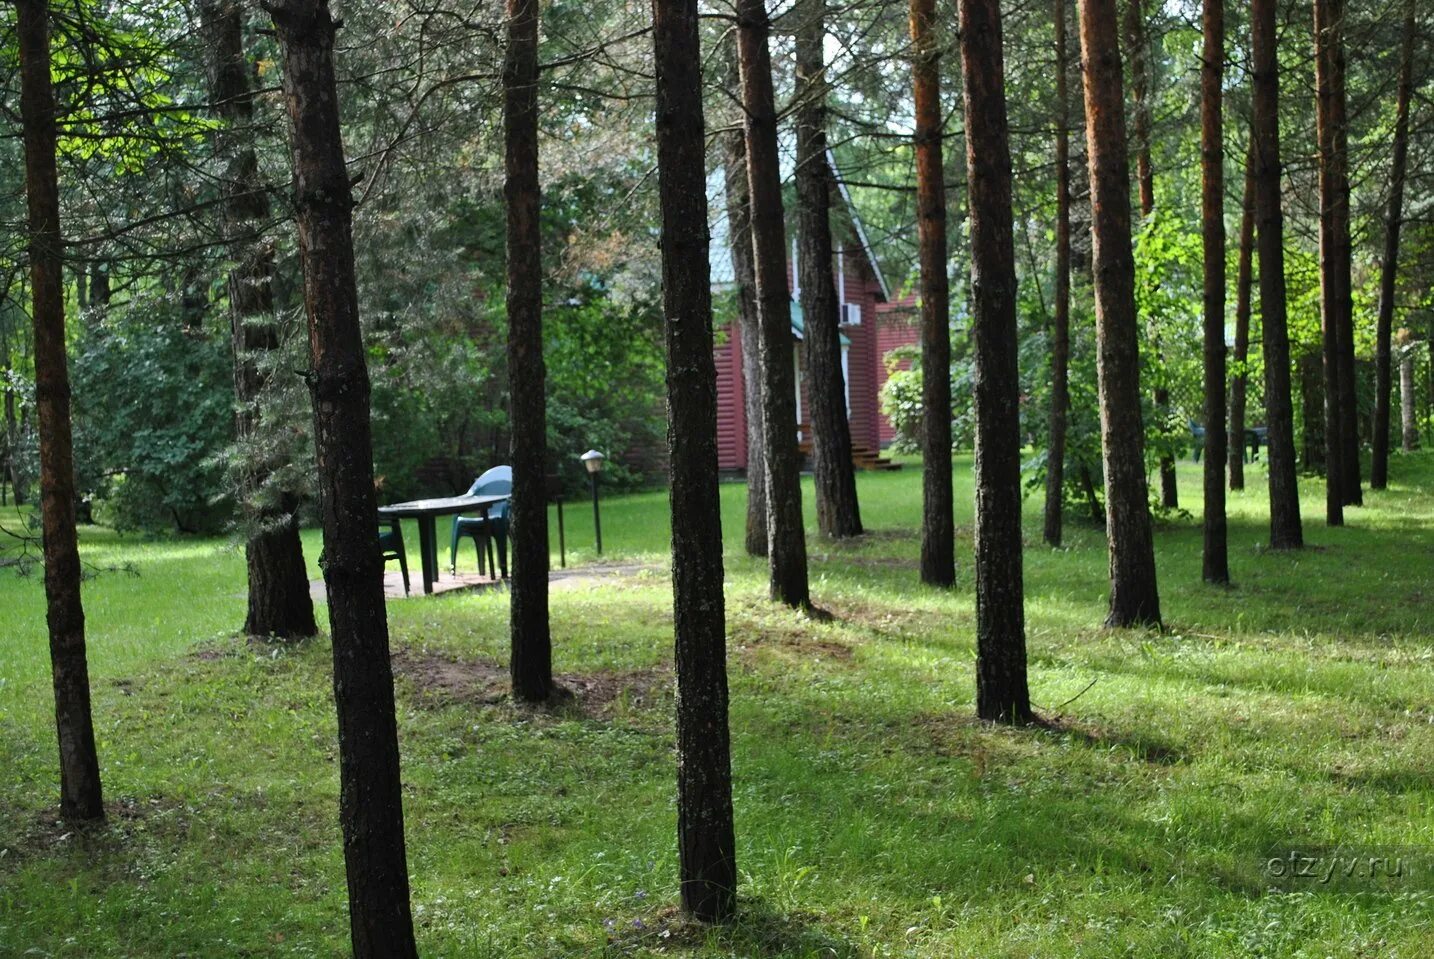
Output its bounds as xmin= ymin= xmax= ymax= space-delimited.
xmin=581 ymin=449 xmax=605 ymax=555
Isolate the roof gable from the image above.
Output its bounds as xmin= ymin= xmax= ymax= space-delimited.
xmin=707 ymin=144 xmax=889 ymax=302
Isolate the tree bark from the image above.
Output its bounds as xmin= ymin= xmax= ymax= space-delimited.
xmin=1250 ymin=0 xmax=1303 ymax=549
xmin=1320 ymin=0 xmax=1362 ymax=508
xmin=1399 ymin=343 xmax=1417 ymax=451
xmin=1043 ymin=0 xmax=1072 ymax=549
xmin=1077 ymin=0 xmax=1162 ymax=628
xmin=738 ymin=0 xmax=810 ymax=609
xmin=1124 ymin=0 xmax=1176 ymax=510
xmin=1370 ymin=1 xmax=1415 ymax=490
xmin=1314 ymin=0 xmax=1346 ymax=524
xmin=796 ymin=0 xmax=862 ymax=540
xmin=18 ymin=0 xmax=105 ymax=824
xmin=1301 ymin=349 xmax=1324 ymax=472
xmin=1124 ymin=0 xmax=1155 ymax=216
xmin=504 ymin=0 xmax=553 ymax=702
xmin=650 ymin=0 xmax=738 ymax=922
xmin=721 ymin=51 xmax=768 ymax=558
xmin=1199 ymin=0 xmax=1228 ymax=584
xmin=960 ymin=0 xmax=1033 ymax=722
xmin=203 ymin=0 xmax=317 ymax=641
xmin=911 ymin=0 xmax=954 ymax=580
xmin=1227 ymin=145 xmax=1255 ymax=491
xmin=266 ymin=4 xmax=419 ymax=956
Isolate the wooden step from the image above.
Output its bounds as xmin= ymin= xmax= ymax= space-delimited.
xmin=796 ymin=424 xmax=902 ymax=471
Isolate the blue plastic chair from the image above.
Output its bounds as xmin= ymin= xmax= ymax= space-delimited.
xmin=450 ymin=465 xmax=511 ymax=578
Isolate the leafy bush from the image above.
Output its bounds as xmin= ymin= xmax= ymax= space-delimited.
xmin=72 ymin=304 xmax=235 ymax=533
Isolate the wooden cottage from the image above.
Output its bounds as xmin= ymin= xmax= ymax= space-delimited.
xmin=708 ymin=151 xmax=918 ymax=472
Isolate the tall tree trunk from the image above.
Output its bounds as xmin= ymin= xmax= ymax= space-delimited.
xmin=911 ymin=0 xmax=954 ymax=580
xmin=738 ymin=0 xmax=811 ymax=609
xmin=1314 ymin=0 xmax=1346 ymax=525
xmin=650 ymin=0 xmax=737 ymax=922
xmin=1043 ymin=0 xmax=1072 ymax=549
xmin=1321 ymin=0 xmax=1362 ymax=508
xmin=203 ymin=0 xmax=317 ymax=641
xmin=1370 ymin=1 xmax=1415 ymax=490
xmin=721 ymin=51 xmax=768 ymax=558
xmin=1227 ymin=146 xmax=1255 ymax=491
xmin=266 ymin=4 xmax=419 ymax=956
xmin=960 ymin=0 xmax=1033 ymax=722
xmin=17 ymin=0 xmax=105 ymax=824
xmin=1301 ymin=349 xmax=1325 ymax=471
xmin=796 ymin=0 xmax=862 ymax=540
xmin=1 ymin=322 xmax=21 ymax=506
xmin=1124 ymin=0 xmax=1155 ymax=215
xmin=504 ymin=0 xmax=553 ymax=702
xmin=1399 ymin=341 xmax=1417 ymax=451
xmin=1200 ymin=0 xmax=1228 ymax=584
xmin=1124 ymin=0 xmax=1177 ymax=509
xmin=1250 ymin=0 xmax=1304 ymax=549
xmin=1077 ymin=0 xmax=1162 ymax=628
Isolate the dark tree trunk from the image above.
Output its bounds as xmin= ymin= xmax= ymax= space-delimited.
xmin=960 ymin=0 xmax=1033 ymax=722
xmin=1314 ymin=0 xmax=1347 ymax=525
xmin=795 ymin=0 xmax=861 ymax=540
xmin=1320 ymin=0 xmax=1362 ymax=508
xmin=504 ymin=0 xmax=553 ymax=703
xmin=18 ymin=0 xmax=105 ymax=824
xmin=1124 ymin=0 xmax=1177 ymax=510
xmin=1227 ymin=146 xmax=1255 ymax=491
xmin=1077 ymin=0 xmax=1162 ymax=628
xmin=650 ymin=0 xmax=737 ymax=922
xmin=721 ymin=52 xmax=768 ymax=558
xmin=1124 ymin=0 xmax=1155 ymax=216
xmin=1043 ymin=0 xmax=1072 ymax=549
xmin=738 ymin=0 xmax=810 ymax=609
xmin=1370 ymin=2 xmax=1415 ymax=490
xmin=911 ymin=0 xmax=954 ymax=581
xmin=1301 ymin=350 xmax=1325 ymax=472
xmin=266 ymin=4 xmax=419 ymax=956
xmin=203 ymin=0 xmax=317 ymax=641
xmin=1199 ymin=0 xmax=1228 ymax=584
xmin=1400 ymin=343 xmax=1417 ymax=451
xmin=2 ymin=324 xmax=23 ymax=506
xmin=1250 ymin=0 xmax=1303 ymax=549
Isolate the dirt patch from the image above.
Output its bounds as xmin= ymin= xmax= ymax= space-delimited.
xmin=558 ymin=668 xmax=670 ymax=717
xmin=392 ymin=647 xmax=509 ymax=707
xmin=818 ymin=597 xmax=949 ymax=637
xmin=7 ymin=796 xmax=180 ymax=865
xmin=731 ymin=630 xmax=855 ymax=671
xmin=391 ymin=647 xmax=668 ymax=718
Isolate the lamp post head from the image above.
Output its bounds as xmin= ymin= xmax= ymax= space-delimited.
xmin=581 ymin=449 xmax=606 ymax=475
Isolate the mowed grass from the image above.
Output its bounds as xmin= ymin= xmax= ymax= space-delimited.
xmin=2 ymin=452 xmax=1433 ymax=957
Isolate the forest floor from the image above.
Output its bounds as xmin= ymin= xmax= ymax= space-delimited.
xmin=3 ymin=452 xmax=1434 ymax=957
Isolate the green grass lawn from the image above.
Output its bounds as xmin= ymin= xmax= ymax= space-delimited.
xmin=2 ymin=453 xmax=1433 ymax=957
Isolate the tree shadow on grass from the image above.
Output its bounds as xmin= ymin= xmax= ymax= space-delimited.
xmin=1033 ymin=714 xmax=1188 ymax=765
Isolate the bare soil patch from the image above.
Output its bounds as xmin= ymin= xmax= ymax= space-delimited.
xmin=391 ymin=646 xmax=669 ymax=719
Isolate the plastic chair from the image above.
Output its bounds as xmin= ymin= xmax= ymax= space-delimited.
xmin=379 ymin=516 xmax=410 ymax=595
xmin=451 ymin=465 xmax=511 ymax=578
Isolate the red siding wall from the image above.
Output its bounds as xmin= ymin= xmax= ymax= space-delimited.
xmin=714 ymin=250 xmax=896 ymax=469
xmin=714 ymin=324 xmax=747 ymax=471
xmin=839 ymin=251 xmax=880 ymax=451
xmin=874 ymin=294 xmax=921 ymax=447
